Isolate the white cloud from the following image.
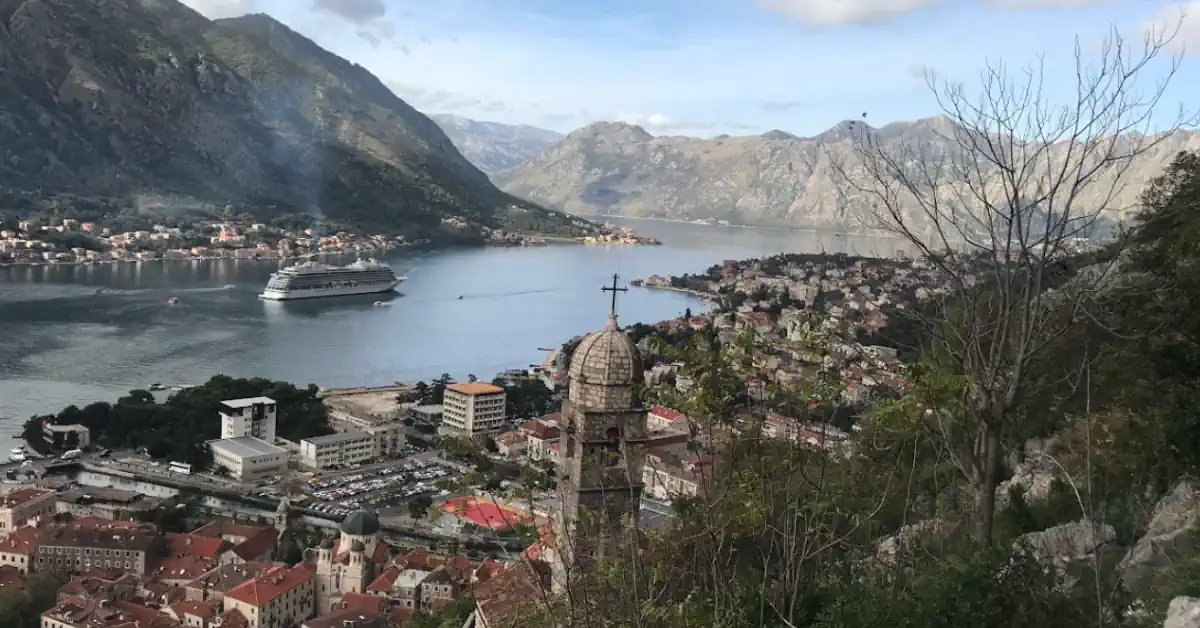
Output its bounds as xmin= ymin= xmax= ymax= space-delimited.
xmin=756 ymin=0 xmax=940 ymax=26
xmin=1140 ymin=2 xmax=1200 ymax=55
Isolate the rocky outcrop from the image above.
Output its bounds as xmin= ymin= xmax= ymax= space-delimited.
xmin=1166 ymin=597 xmax=1200 ymax=628
xmin=1018 ymin=518 xmax=1116 ymax=565
xmin=494 ymin=118 xmax=1200 ymax=231
xmin=1121 ymin=481 xmax=1200 ymax=590
xmin=432 ymin=115 xmax=562 ymax=174
xmin=0 ymin=0 xmax=564 ymax=232
xmin=998 ymin=436 xmax=1064 ymax=505
xmin=875 ymin=519 xmax=947 ymax=565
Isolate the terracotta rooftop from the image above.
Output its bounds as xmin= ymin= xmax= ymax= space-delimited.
xmin=0 ymin=565 xmax=23 ymax=591
xmin=220 ymin=608 xmax=251 ymax=628
xmin=189 ymin=520 xmax=272 ymax=543
xmin=365 ymin=566 xmax=401 ymax=593
xmin=518 ymin=420 xmax=560 ymax=440
xmin=0 ymin=526 xmax=41 ymax=554
xmin=164 ymin=532 xmax=228 ymax=559
xmin=339 ymin=592 xmax=387 ymax=614
xmin=446 ymin=382 xmax=505 ymax=395
xmin=303 ymin=608 xmax=385 ymax=628
xmin=474 ymin=560 xmax=553 ymax=628
xmin=497 ymin=431 xmax=526 ymax=444
xmin=185 ymin=561 xmax=275 ymax=595
xmin=168 ymin=600 xmax=219 ymax=622
xmin=649 ymin=406 xmax=684 ymax=422
xmin=0 ymin=487 xmax=54 ymax=508
xmin=225 ymin=563 xmax=315 ymax=606
xmin=231 ymin=527 xmax=277 ymax=560
xmin=149 ymin=553 xmax=214 ymax=581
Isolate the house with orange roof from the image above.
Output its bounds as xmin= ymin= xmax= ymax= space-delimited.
xmin=165 ymin=600 xmax=221 ymax=627
xmin=222 ymin=563 xmax=316 ymax=628
xmin=472 ymin=560 xmax=553 ymax=628
xmin=0 ymin=487 xmax=56 ymax=530
xmin=184 ymin=562 xmax=277 ymax=604
xmin=0 ymin=525 xmax=41 ymax=573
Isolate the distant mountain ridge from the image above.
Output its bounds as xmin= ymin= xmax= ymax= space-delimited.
xmin=493 ymin=116 xmax=1200 ymax=232
xmin=431 ymin=115 xmax=563 ymax=174
xmin=0 ymin=0 xmax=576 ymax=235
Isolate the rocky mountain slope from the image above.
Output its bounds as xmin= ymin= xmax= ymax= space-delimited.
xmin=431 ymin=115 xmax=562 ymax=174
xmin=0 ymin=0 xmax=571 ymax=233
xmin=494 ymin=118 xmax=1200 ymax=232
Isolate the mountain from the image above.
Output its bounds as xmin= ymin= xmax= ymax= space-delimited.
xmin=0 ymin=0 xmax=577 ymax=234
xmin=431 ymin=115 xmax=563 ymax=174
xmin=494 ymin=117 xmax=1200 ymax=232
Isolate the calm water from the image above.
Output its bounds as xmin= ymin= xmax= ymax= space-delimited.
xmin=0 ymin=218 xmax=907 ymax=448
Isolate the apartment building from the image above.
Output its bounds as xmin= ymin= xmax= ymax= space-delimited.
xmin=35 ymin=523 xmax=158 ymax=576
xmin=223 ymin=563 xmax=316 ymax=628
xmin=220 ymin=397 xmax=277 ymax=442
xmin=440 ymin=383 xmax=506 ymax=441
xmin=299 ymin=432 xmax=374 ymax=470
xmin=326 ymin=403 xmax=407 ymax=459
xmin=0 ymin=487 xmax=56 ymax=530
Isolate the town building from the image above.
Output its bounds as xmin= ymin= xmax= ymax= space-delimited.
xmin=185 ymin=562 xmax=277 ymax=603
xmin=209 ymin=436 xmax=288 ymax=482
xmin=517 ymin=417 xmax=560 ymax=463
xmin=222 ymin=562 xmax=317 ymax=628
xmin=440 ymin=383 xmax=506 ymax=441
xmin=325 ymin=399 xmax=407 ymax=460
xmin=42 ymin=423 xmax=91 ymax=449
xmin=0 ymin=526 xmax=39 ymax=573
xmin=56 ymin=488 xmax=160 ymax=520
xmin=407 ymin=404 xmax=443 ymax=424
xmin=220 ymin=397 xmax=278 ymax=442
xmin=299 ymin=432 xmax=375 ymax=469
xmin=35 ymin=522 xmax=159 ymax=576
xmin=0 ymin=487 xmax=56 ymax=530
xmin=311 ymin=510 xmax=390 ymax=613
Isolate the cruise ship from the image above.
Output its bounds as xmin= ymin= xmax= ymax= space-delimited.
xmin=259 ymin=259 xmax=404 ymax=301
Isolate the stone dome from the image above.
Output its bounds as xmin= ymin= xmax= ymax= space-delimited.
xmin=340 ymin=510 xmax=381 ymax=536
xmin=350 ymin=540 xmax=366 ymax=553
xmin=567 ymin=316 xmax=641 ymax=387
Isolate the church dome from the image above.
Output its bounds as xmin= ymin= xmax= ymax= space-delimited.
xmin=568 ymin=317 xmax=641 ymax=387
xmin=340 ymin=510 xmax=380 ymax=536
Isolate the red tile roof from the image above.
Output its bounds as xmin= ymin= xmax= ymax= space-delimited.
xmin=189 ymin=520 xmax=271 ymax=543
xmin=365 ymin=566 xmax=401 ymax=593
xmin=221 ymin=609 xmax=251 ymax=628
xmin=0 ymin=526 xmax=40 ymax=554
xmin=339 ymin=592 xmax=387 ymax=614
xmin=225 ymin=563 xmax=315 ymax=606
xmin=474 ymin=560 xmax=552 ymax=628
xmin=446 ymin=382 xmax=504 ymax=395
xmin=649 ymin=406 xmax=683 ymax=422
xmin=0 ymin=487 xmax=53 ymax=508
xmin=168 ymin=600 xmax=218 ymax=622
xmin=0 ymin=565 xmax=23 ymax=592
xmin=165 ymin=532 xmax=228 ymax=559
xmin=231 ymin=527 xmax=277 ymax=561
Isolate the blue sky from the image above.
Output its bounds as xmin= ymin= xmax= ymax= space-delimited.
xmin=183 ymin=0 xmax=1200 ymax=137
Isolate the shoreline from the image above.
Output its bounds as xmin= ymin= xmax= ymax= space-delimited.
xmin=584 ymin=213 xmax=905 ymax=239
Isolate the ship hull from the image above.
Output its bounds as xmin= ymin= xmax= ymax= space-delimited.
xmin=259 ymin=279 xmax=402 ymax=301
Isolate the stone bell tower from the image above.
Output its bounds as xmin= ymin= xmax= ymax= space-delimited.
xmin=550 ymin=274 xmax=649 ymax=594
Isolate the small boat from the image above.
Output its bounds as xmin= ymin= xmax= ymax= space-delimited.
xmin=148 ymin=382 xmax=167 ymax=391
xmin=372 ymin=301 xmax=390 ymax=307
xmin=9 ymin=447 xmax=26 ymax=463
xmin=223 ymin=284 xmax=236 ymax=290
xmin=167 ymin=297 xmax=180 ymax=304
xmin=457 ymin=295 xmax=464 ymax=300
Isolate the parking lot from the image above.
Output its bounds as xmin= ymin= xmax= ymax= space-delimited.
xmin=257 ymin=458 xmax=461 ymax=518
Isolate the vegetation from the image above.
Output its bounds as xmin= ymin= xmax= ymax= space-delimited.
xmin=501 ymin=26 xmax=1200 ymax=628
xmin=0 ymin=573 xmax=63 ymax=628
xmin=23 ymin=375 xmax=330 ymax=466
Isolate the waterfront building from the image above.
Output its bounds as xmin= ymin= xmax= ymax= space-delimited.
xmin=325 ymin=403 xmax=406 ymax=459
xmin=220 ymin=397 xmax=278 ymax=443
xmin=42 ymin=423 xmax=91 ymax=449
xmin=56 ymin=487 xmax=159 ymax=521
xmin=440 ymin=383 xmax=506 ymax=442
xmin=0 ymin=487 xmax=56 ymax=530
xmin=209 ymin=436 xmax=288 ymax=482
xmin=299 ymin=432 xmax=375 ymax=470
xmin=222 ymin=562 xmax=317 ymax=628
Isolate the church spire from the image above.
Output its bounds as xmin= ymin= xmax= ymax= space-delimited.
xmin=601 ymin=273 xmax=627 ymax=328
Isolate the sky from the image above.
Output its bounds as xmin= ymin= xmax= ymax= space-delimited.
xmin=180 ymin=0 xmax=1200 ymax=137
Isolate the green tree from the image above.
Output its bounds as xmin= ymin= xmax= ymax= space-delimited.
xmin=408 ymin=494 xmax=433 ymax=519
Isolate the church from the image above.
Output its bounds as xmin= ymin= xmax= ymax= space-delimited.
xmin=309 ymin=509 xmax=390 ymax=613
xmin=474 ymin=275 xmax=651 ymax=626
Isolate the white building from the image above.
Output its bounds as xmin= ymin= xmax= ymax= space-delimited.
xmin=440 ymin=383 xmax=506 ymax=441
xmin=220 ymin=397 xmax=278 ymax=443
xmin=299 ymin=432 xmax=375 ymax=470
xmin=210 ymin=436 xmax=288 ymax=482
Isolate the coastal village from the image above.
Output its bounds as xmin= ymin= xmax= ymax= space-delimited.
xmin=0 ymin=216 xmax=658 ymax=266
xmin=0 ymin=251 xmax=953 ymax=627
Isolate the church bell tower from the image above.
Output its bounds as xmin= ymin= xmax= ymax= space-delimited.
xmin=551 ymin=274 xmax=649 ymax=593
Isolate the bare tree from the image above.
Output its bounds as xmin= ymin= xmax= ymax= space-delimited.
xmin=827 ymin=21 xmax=1197 ymax=543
